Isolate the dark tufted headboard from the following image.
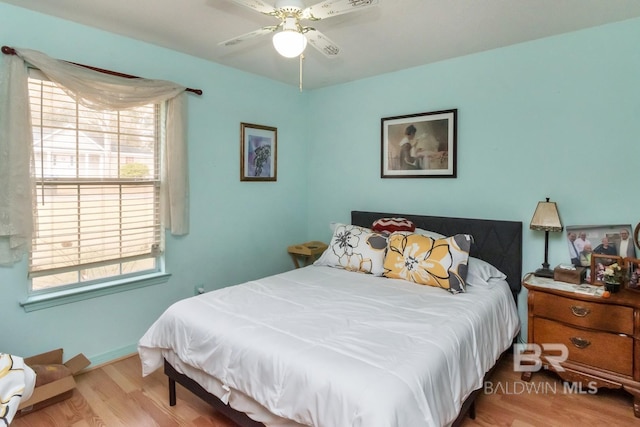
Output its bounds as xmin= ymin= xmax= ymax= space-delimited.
xmin=351 ymin=211 xmax=523 ymax=301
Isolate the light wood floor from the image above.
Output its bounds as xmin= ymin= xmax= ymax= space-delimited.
xmin=12 ymin=353 xmax=638 ymax=427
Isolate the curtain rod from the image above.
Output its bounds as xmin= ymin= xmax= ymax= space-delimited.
xmin=2 ymin=46 xmax=202 ymax=95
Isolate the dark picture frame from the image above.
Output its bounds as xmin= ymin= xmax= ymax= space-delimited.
xmin=381 ymin=109 xmax=457 ymax=178
xmin=240 ymin=122 xmax=277 ymax=182
xmin=566 ymin=224 xmax=635 ymax=268
xmin=590 ymin=254 xmax=623 ymax=286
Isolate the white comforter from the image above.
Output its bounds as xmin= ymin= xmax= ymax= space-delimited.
xmin=0 ymin=354 xmax=36 ymax=425
xmin=139 ymin=266 xmax=519 ymax=427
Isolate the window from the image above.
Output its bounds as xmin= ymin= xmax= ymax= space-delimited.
xmin=28 ymin=75 xmax=162 ymax=293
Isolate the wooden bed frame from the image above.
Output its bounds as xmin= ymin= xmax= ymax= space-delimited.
xmin=164 ymin=210 xmax=523 ymax=427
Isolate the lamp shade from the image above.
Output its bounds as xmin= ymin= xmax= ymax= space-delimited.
xmin=273 ymin=30 xmax=307 ymax=58
xmin=530 ymin=198 xmax=563 ymax=232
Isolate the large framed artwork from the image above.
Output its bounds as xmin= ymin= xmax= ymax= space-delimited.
xmin=240 ymin=122 xmax=277 ymax=182
xmin=381 ymin=109 xmax=457 ymax=178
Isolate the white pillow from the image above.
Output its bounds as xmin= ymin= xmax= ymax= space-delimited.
xmin=413 ymin=228 xmax=445 ymax=240
xmin=466 ymin=257 xmax=507 ymax=286
xmin=393 ymin=228 xmax=445 ymax=239
xmin=314 ymin=223 xmax=388 ymax=276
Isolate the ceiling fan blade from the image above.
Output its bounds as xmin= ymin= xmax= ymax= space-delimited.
xmin=228 ymin=0 xmax=277 ymax=16
xmin=305 ymin=28 xmax=340 ymax=57
xmin=302 ymin=0 xmax=378 ymax=21
xmin=218 ymin=26 xmax=278 ymax=47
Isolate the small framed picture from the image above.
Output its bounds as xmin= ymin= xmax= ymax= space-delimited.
xmin=590 ymin=254 xmax=623 ymax=286
xmin=381 ymin=109 xmax=457 ymax=178
xmin=240 ymin=122 xmax=277 ymax=181
xmin=626 ymin=258 xmax=640 ymax=291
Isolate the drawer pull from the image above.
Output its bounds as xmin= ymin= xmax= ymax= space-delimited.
xmin=570 ymin=337 xmax=591 ymax=349
xmin=570 ymin=305 xmax=590 ymax=317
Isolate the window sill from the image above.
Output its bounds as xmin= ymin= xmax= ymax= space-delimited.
xmin=20 ymin=272 xmax=171 ymax=312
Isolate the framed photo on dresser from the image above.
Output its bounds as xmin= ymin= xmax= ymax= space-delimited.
xmin=566 ymin=224 xmax=635 ymax=268
xmin=626 ymin=257 xmax=640 ymax=291
xmin=591 ymin=254 xmax=623 ymax=286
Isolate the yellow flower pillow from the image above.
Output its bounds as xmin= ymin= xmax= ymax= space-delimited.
xmin=383 ymin=232 xmax=472 ymax=293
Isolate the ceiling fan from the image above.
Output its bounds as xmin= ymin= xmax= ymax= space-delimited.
xmin=219 ymin=0 xmax=379 ymax=58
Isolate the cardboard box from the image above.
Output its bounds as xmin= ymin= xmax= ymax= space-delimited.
xmin=16 ymin=348 xmax=90 ymax=415
xmin=554 ymin=265 xmax=587 ymax=284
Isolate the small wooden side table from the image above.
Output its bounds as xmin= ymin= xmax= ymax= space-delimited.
xmin=287 ymin=241 xmax=328 ymax=268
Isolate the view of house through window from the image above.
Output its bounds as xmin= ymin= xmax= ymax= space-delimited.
xmin=28 ymin=76 xmax=162 ymax=292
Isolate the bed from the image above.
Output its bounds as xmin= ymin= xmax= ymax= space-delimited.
xmin=138 ymin=211 xmax=522 ymax=427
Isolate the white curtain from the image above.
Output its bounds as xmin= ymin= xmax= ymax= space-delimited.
xmin=0 ymin=48 xmax=191 ymax=266
xmin=0 ymin=53 xmax=33 ymax=266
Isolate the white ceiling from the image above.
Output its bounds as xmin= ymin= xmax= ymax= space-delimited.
xmin=4 ymin=0 xmax=640 ymax=90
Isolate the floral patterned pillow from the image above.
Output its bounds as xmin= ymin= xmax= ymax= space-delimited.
xmin=314 ymin=223 xmax=388 ymax=276
xmin=383 ymin=232 xmax=472 ymax=293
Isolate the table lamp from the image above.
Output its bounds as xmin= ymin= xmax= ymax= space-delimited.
xmin=530 ymin=197 xmax=563 ymax=278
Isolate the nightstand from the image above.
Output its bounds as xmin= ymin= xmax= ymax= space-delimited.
xmin=522 ymin=273 xmax=640 ymax=418
xmin=287 ymin=241 xmax=328 ymax=268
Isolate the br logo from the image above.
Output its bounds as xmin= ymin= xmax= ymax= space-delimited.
xmin=513 ymin=343 xmax=568 ymax=372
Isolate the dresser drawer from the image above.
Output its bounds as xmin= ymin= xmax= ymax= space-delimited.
xmin=532 ymin=292 xmax=634 ymax=335
xmin=534 ymin=317 xmax=633 ymax=376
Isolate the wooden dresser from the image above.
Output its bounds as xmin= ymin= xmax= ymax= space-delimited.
xmin=522 ymin=274 xmax=640 ymax=418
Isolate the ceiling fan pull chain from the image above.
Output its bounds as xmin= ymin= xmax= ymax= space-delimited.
xmin=299 ymin=53 xmax=304 ymax=92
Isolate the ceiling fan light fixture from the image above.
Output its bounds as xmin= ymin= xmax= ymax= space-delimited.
xmin=273 ymin=29 xmax=307 ymax=58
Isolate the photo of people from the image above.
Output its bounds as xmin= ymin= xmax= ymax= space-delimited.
xmin=594 ymin=261 xmax=606 ymax=282
xmin=626 ymin=259 xmax=640 ymax=290
xmin=566 ymin=225 xmax=635 ymax=267
xmin=590 ymin=254 xmax=622 ymax=286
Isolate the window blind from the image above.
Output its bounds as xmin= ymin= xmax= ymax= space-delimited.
xmin=28 ymin=76 xmax=161 ymax=291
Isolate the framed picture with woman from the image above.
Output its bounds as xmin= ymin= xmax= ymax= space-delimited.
xmin=381 ymin=109 xmax=457 ymax=178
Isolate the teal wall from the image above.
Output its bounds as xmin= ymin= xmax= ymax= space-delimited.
xmin=305 ymin=18 xmax=640 ymax=329
xmin=1 ymin=2 xmax=639 ymax=363
xmin=0 ymin=4 xmax=309 ymax=365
